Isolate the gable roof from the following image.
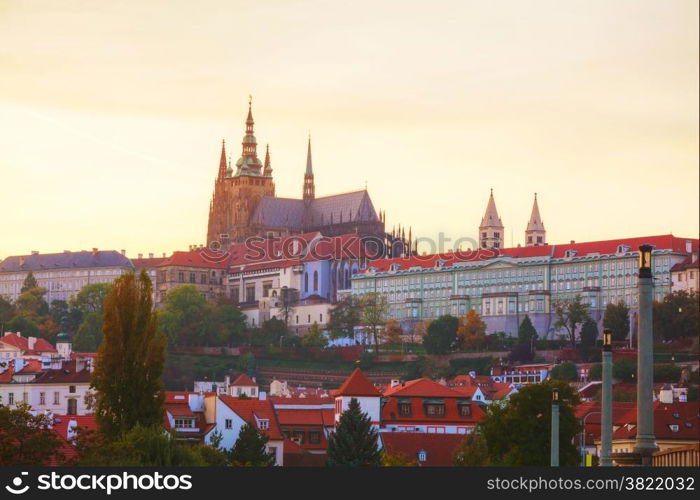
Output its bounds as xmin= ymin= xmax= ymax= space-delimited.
xmin=230 ymin=373 xmax=257 ymax=387
xmin=0 ymin=334 xmax=57 ymax=353
xmin=218 ymin=395 xmax=284 ymax=440
xmin=0 ymin=250 xmax=133 ymax=272
xmin=336 ymin=368 xmax=381 ymax=397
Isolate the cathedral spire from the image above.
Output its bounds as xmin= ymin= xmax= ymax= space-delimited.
xmin=234 ymin=95 xmax=262 ymax=175
xmin=217 ymin=140 xmax=227 ymax=180
xmin=525 ymin=192 xmax=546 ymax=246
xmin=303 ymin=134 xmax=315 ymax=205
xmin=479 ymin=188 xmax=504 ymax=249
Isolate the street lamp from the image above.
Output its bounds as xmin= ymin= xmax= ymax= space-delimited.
xmin=551 ymin=388 xmax=559 ymax=466
xmin=634 ymin=244 xmax=657 ymax=463
xmin=581 ymin=411 xmax=601 ymax=466
xmin=601 ymin=328 xmax=613 ymax=466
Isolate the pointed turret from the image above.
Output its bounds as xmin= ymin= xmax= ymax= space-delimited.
xmin=525 ymin=193 xmax=546 ymax=246
xmin=303 ymin=134 xmax=315 ymax=205
xmin=263 ymin=144 xmax=273 ymax=177
xmin=479 ymin=189 xmax=504 ymax=249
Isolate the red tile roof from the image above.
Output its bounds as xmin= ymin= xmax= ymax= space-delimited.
xmin=31 ymin=361 xmax=91 ymax=384
xmin=219 ymin=395 xmax=284 ymax=440
xmin=362 ymin=235 xmax=699 ymax=274
xmin=157 ymin=250 xmax=229 ymax=269
xmin=52 ymin=415 xmax=98 ymax=441
xmin=384 ymin=379 xmax=463 ymax=398
xmin=382 ymin=397 xmax=484 ymax=426
xmin=0 ymin=333 xmax=57 ymax=353
xmin=611 ymin=401 xmax=700 ymax=441
xmin=131 ymin=257 xmax=168 ymax=269
xmin=166 ymin=403 xmax=196 ymax=417
xmin=336 ymin=368 xmax=382 ymax=397
xmin=276 ymin=409 xmax=327 ymax=426
xmin=381 ymin=433 xmax=466 ymax=466
xmin=230 ymin=373 xmax=257 ymax=387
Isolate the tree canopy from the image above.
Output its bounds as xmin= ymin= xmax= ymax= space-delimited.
xmin=227 ymin=423 xmax=276 ymax=466
xmin=423 ymin=315 xmax=458 ymax=354
xmin=327 ymin=398 xmax=380 ymax=466
xmin=553 ymin=295 xmax=591 ymax=350
xmin=603 ymin=301 xmax=630 ymax=342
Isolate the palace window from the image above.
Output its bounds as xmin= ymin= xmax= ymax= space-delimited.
xmin=189 ymin=273 xmax=195 ymax=283
xmin=398 ymin=402 xmax=412 ymax=417
xmin=40 ymin=392 xmax=45 ymax=405
xmin=458 ymin=402 xmax=472 ymax=418
xmin=54 ymin=392 xmax=60 ymax=405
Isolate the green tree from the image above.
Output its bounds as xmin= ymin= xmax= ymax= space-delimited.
xmin=73 ymin=425 xmax=207 ymax=466
xmin=15 ymin=286 xmax=49 ymax=319
xmin=0 ymin=402 xmax=64 ymax=466
xmin=553 ymin=295 xmax=591 ymax=351
xmin=227 ymin=423 xmax=276 ymax=466
xmin=237 ymin=353 xmax=257 ymax=378
xmin=20 ymin=272 xmax=38 ymax=293
xmin=92 ymin=270 xmax=166 ymax=438
xmin=654 ymin=363 xmax=681 ymax=383
xmin=550 ymin=362 xmax=578 ymax=381
xmin=302 ymin=322 xmax=328 ymax=348
xmin=73 ymin=311 xmax=103 ymax=351
xmin=204 ymin=302 xmax=246 ymax=346
xmin=423 ymin=314 xmax=458 ymax=354
xmin=653 ymin=291 xmax=699 ymax=341
xmin=328 ymin=296 xmax=361 ymax=340
xmin=453 ymin=432 xmax=490 ymax=466
xmin=517 ymin=314 xmax=538 ymax=349
xmin=70 ymin=283 xmax=113 ymax=315
xmin=384 ymin=318 xmax=403 ymax=345
xmin=603 ymin=301 xmax=630 ymax=342
xmin=359 ymin=292 xmax=389 ymax=351
xmin=579 ymin=319 xmax=599 ymax=361
xmin=589 ymin=363 xmax=602 ymax=380
xmin=278 ymin=286 xmax=299 ymax=329
xmin=6 ymin=315 xmax=40 ymax=338
xmin=613 ymin=357 xmax=637 ymax=383
xmin=0 ymin=296 xmax=15 ymax=324
xmin=327 ymin=398 xmax=380 ymax=466
xmin=381 ymin=451 xmax=417 ymax=466
xmin=478 ymin=380 xmax=581 ymax=466
xmin=157 ymin=285 xmax=207 ymax=346
xmin=259 ymin=317 xmax=288 ymax=346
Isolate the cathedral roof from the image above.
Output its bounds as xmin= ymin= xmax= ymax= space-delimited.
xmin=250 ymin=190 xmax=379 ymax=229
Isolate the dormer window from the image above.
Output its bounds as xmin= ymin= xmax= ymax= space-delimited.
xmin=418 ymin=450 xmax=427 ymax=462
xmin=389 ymin=263 xmax=401 ymax=272
xmin=435 ymin=260 xmax=446 ymax=269
xmin=669 ymin=424 xmax=679 ymax=433
xmin=423 ymin=399 xmax=445 ymax=417
xmin=565 ymin=250 xmax=578 ymax=258
xmin=616 ymin=244 xmax=631 ymax=254
xmin=458 ymin=400 xmax=472 ymax=417
xmin=258 ymin=419 xmax=270 ymax=430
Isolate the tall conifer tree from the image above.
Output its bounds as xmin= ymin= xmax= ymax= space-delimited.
xmin=92 ymin=270 xmax=166 ymax=437
xmin=327 ymin=398 xmax=380 ymax=466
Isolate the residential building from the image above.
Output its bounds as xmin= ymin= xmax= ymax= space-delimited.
xmin=0 ymin=358 xmax=93 ymax=415
xmin=164 ymin=392 xmax=216 ymax=443
xmin=671 ymin=255 xmax=699 ymax=293
xmin=0 ymin=249 xmax=133 ymax=303
xmin=0 ymin=332 xmax=58 ymax=359
xmin=380 ymin=433 xmax=466 ymax=466
xmin=154 ymin=250 xmax=228 ymax=307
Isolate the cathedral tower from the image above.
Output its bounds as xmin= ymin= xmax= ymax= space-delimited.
xmin=525 ymin=193 xmax=546 ymax=246
xmin=303 ymin=135 xmax=315 ymax=206
xmin=479 ymin=189 xmax=504 ymax=249
xmin=206 ymin=97 xmax=275 ymax=249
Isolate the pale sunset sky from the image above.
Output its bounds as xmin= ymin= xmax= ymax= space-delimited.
xmin=0 ymin=0 xmax=697 ymax=259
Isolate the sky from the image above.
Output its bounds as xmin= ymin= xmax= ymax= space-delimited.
xmin=0 ymin=0 xmax=697 ymax=259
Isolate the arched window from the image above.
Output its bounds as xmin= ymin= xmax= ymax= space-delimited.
xmin=304 ymin=273 xmax=309 ymax=292
xmin=344 ymin=269 xmax=350 ymax=288
xmin=313 ymin=271 xmax=319 ymax=291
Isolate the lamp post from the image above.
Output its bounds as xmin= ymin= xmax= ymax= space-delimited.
xmin=601 ymin=328 xmax=613 ymax=466
xmin=634 ymin=244 xmax=657 ymax=464
xmin=580 ymin=411 xmax=601 ymax=466
xmin=551 ymin=388 xmax=559 ymax=466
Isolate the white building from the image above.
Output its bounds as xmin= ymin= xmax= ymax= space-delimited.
xmin=0 ymin=249 xmax=134 ymax=303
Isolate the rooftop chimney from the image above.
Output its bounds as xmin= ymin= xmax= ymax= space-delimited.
xmin=92 ymin=248 xmax=98 ymax=255
xmin=31 ymin=250 xmax=39 ymax=255
xmin=570 ymin=240 xmax=575 ymax=244
xmin=121 ymin=249 xmax=126 ymax=256
xmin=162 ymin=253 xmax=166 ymax=258
xmin=148 ymin=253 xmax=154 ymax=259
xmin=686 ymin=240 xmax=692 ymax=254
xmin=28 ymin=337 xmax=36 ymax=350
xmin=19 ymin=256 xmax=25 ymax=267
xmin=138 ymin=253 xmax=143 ymax=259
